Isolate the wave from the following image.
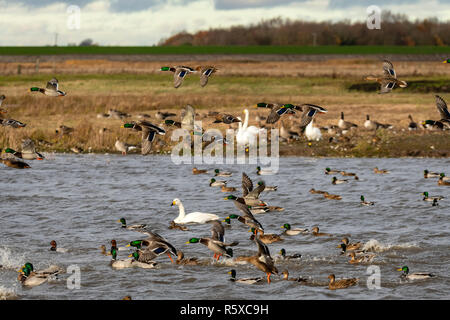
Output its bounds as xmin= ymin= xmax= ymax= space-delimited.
xmin=0 ymin=286 xmax=18 ymax=300
xmin=0 ymin=246 xmax=25 ymax=270
xmin=361 ymin=239 xmax=420 ymax=253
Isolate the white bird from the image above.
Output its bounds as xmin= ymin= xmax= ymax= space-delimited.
xmin=171 ymin=198 xmax=220 ymax=224
xmin=236 ymin=109 xmax=263 ymax=146
xmin=304 ymin=119 xmax=322 ymax=141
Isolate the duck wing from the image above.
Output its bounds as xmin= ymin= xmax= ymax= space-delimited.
xmin=436 ymin=95 xmax=450 ymax=120
xmin=46 ymin=78 xmax=59 ymax=91
xmin=199 ymin=66 xmax=216 ymax=87
xmin=266 ymin=105 xmax=290 ymax=124
xmin=21 ymin=138 xmax=37 ymax=153
xmin=379 ymin=79 xmax=396 ymax=94
xmin=242 ymin=172 xmax=254 ymax=197
xmin=382 ymin=60 xmax=397 ymax=78
xmin=209 ymin=220 xmax=225 ymax=242
xmin=298 ymin=104 xmax=326 ymax=130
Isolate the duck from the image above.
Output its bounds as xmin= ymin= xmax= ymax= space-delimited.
xmin=408 ymin=115 xmax=418 ymax=130
xmin=192 ymin=167 xmax=208 ymax=174
xmin=0 ymin=158 xmax=31 ymax=169
xmin=397 ymin=266 xmax=435 ymax=280
xmin=257 ymin=103 xmax=298 ymax=124
xmin=278 ymin=248 xmax=301 ymax=261
xmin=155 ymin=110 xmax=177 ymax=120
xmin=221 ymin=185 xmax=237 ymax=192
xmin=338 ymin=112 xmax=358 ymax=130
xmin=443 ymin=59 xmax=450 ymax=63
xmin=228 ymin=269 xmax=262 ymax=284
xmin=225 ymin=214 xmax=264 ymax=234
xmin=332 ymin=177 xmax=348 ymax=184
xmin=439 ymin=173 xmax=450 ymax=181
xmin=325 ymin=167 xmax=340 ymax=175
xmin=281 ymin=223 xmax=308 ymax=236
xmin=4 ymin=139 xmax=45 ymax=160
xmin=323 ymin=192 xmax=342 ymax=200
xmin=114 ymin=139 xmax=137 ymax=155
xmin=127 ymin=231 xmax=177 ymax=264
xmin=311 ymin=226 xmax=331 ymax=237
xmin=246 ymin=236 xmax=279 ymax=284
xmin=210 ymin=178 xmax=227 ymax=187
xmin=339 ymin=238 xmax=362 ymax=251
xmin=160 ymin=66 xmax=197 ymax=88
xmin=0 ymin=118 xmax=26 ymax=128
xmin=175 ymin=251 xmax=202 ymax=265
xmin=373 ymin=167 xmax=389 ymax=174
xmin=195 ymin=66 xmax=217 ymax=87
xmin=348 ymin=252 xmax=375 ymax=264
xmin=29 ymin=78 xmax=66 ymax=96
xmin=281 ymin=270 xmax=308 ymax=283
xmin=310 ymin=188 xmax=327 ymax=194
xmin=340 ymin=170 xmax=358 ymax=178
xmin=117 ymin=217 xmax=147 ymax=230
xmin=249 ymin=229 xmax=283 ymax=244
xmin=266 ymin=206 xmax=284 ymax=212
xmin=364 ymin=60 xmax=407 ymax=94
xmin=18 ymin=263 xmax=63 ymax=287
xmin=50 ymin=240 xmax=68 ymax=253
xmin=212 ymin=113 xmax=241 ymax=124
xmin=214 ymin=169 xmax=232 ymax=177
xmin=438 ymin=175 xmax=450 ymax=186
xmin=241 ymin=173 xmax=267 ymax=202
xmin=423 ymin=170 xmax=440 ymax=178
xmin=168 ymin=220 xmax=189 ymax=231
xmin=421 ymin=192 xmax=444 ymax=202
xmin=360 ymin=195 xmax=375 ymax=206
xmin=433 ymin=95 xmax=450 ymax=129
xmin=258 ymin=181 xmax=277 ymax=191
xmin=121 ymin=120 xmax=166 ymax=155
xmin=126 ymin=251 xmax=160 ymax=268
xmin=327 ymin=274 xmax=359 ymax=290
xmin=171 ymin=198 xmax=219 ymax=224
xmin=256 ymin=166 xmax=273 ymax=175
xmin=185 ymin=237 xmax=237 ymax=261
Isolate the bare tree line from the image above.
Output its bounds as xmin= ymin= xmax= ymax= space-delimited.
xmin=159 ymin=11 xmax=449 ymax=46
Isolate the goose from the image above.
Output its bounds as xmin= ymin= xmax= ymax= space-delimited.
xmin=160 ymin=66 xmax=196 ymax=88
xmin=360 ymin=195 xmax=375 ymax=206
xmin=408 ymin=115 xmax=418 ymax=130
xmin=114 ymin=139 xmax=137 ymax=155
xmin=338 ymin=112 xmax=358 ymax=130
xmin=121 ymin=120 xmax=166 ymax=155
xmin=397 ymin=266 xmax=435 ymax=280
xmin=364 ymin=115 xmax=393 ymax=130
xmin=195 ymin=66 xmax=217 ymax=87
xmin=281 ymin=223 xmax=308 ymax=236
xmin=327 ymin=274 xmax=359 ymax=290
xmin=171 ymin=198 xmax=219 ymax=224
xmin=30 ymin=78 xmax=66 ymax=96
xmin=364 ymin=60 xmax=407 ymax=94
xmin=228 ymin=269 xmax=263 ymax=284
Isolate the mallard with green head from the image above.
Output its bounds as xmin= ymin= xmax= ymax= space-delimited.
xmin=422 ymin=191 xmax=444 ymax=202
xmin=325 ymin=167 xmax=340 ymax=175
xmin=30 ymin=78 xmax=66 ymax=96
xmin=4 ymin=139 xmax=44 ymax=160
xmin=185 ymin=237 xmax=236 ymax=261
xmin=281 ymin=223 xmax=308 ymax=236
xmin=397 ymin=266 xmax=435 ymax=280
xmin=278 ymin=248 xmax=301 ymax=261
xmin=360 ymin=195 xmax=375 ymax=206
xmin=117 ymin=217 xmax=147 ymax=230
xmin=228 ymin=269 xmax=262 ymax=284
xmin=424 ymin=169 xmax=440 ymax=178
xmin=160 ymin=66 xmax=196 ymax=88
xmin=332 ymin=177 xmax=348 ymax=184
xmin=210 ymin=178 xmax=227 ymax=187
xmin=214 ymin=168 xmax=232 ymax=177
xmin=443 ymin=59 xmax=450 ymax=63
xmin=121 ymin=120 xmax=166 ymax=155
xmin=438 ymin=174 xmax=450 ymax=186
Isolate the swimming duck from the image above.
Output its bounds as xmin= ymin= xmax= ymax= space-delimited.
xmin=3 ymin=139 xmax=44 ymax=160
xmin=30 ymin=78 xmax=66 ymax=96
xmin=256 ymin=166 xmax=273 ymax=175
xmin=327 ymin=274 xmax=359 ymax=290
xmin=360 ymin=195 xmax=375 ymax=206
xmin=266 ymin=206 xmax=284 ymax=212
xmin=210 ymin=178 xmax=227 ymax=187
xmin=214 ymin=169 xmax=232 ymax=177
xmin=171 ymin=198 xmax=219 ymax=224
xmin=373 ymin=167 xmax=389 ymax=174
xmin=340 ymin=238 xmax=362 ymax=251
xmin=281 ymin=223 xmax=308 ymax=236
xmin=364 ymin=60 xmax=407 ymax=94
xmin=278 ymin=248 xmax=301 ymax=261
xmin=325 ymin=167 xmax=340 ymax=175
xmin=281 ymin=270 xmax=308 ymax=283
xmin=338 ymin=112 xmax=358 ymax=130
xmin=195 ymin=66 xmax=217 ymax=87
xmin=221 ymin=185 xmax=237 ymax=192
xmin=160 ymin=66 xmax=196 ymax=88
xmin=176 ymin=250 xmax=202 ymax=265
xmin=127 ymin=235 xmax=177 ymax=264
xmin=310 ymin=188 xmax=327 ymax=194
xmin=250 ymin=206 xmax=270 ymax=215
xmin=249 ymin=228 xmax=283 ymax=244
xmin=348 ymin=252 xmax=375 ymax=264
xmin=439 ymin=173 xmax=450 ymax=181
xmin=421 ymin=192 xmax=444 ymax=202
xmin=332 ymin=177 xmax=348 ymax=184
xmin=311 ymin=226 xmax=331 ymax=237
xmin=258 ymin=181 xmax=277 ymax=191
xmin=323 ymin=192 xmax=342 ymax=200
xmin=117 ymin=217 xmax=147 ymax=230
xmin=397 ymin=266 xmax=435 ymax=280
xmin=50 ymin=240 xmax=68 ymax=253
xmin=192 ymin=167 xmax=208 ymax=174
xmin=121 ymin=120 xmax=166 ymax=155
xmin=423 ymin=170 xmax=440 ymax=178
xmin=18 ymin=263 xmax=63 ymax=287
xmin=0 ymin=158 xmax=31 ymax=169
xmin=169 ymin=220 xmax=189 ymax=231
xmin=438 ymin=175 xmax=450 ymax=186
xmin=228 ymin=269 xmax=262 ymax=284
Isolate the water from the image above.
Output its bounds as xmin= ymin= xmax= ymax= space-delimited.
xmin=1 ymin=155 xmax=449 ymax=300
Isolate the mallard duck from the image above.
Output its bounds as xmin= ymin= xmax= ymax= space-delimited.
xmin=108 ymin=109 xmax=130 ymax=119
xmin=340 ymin=238 xmax=362 ymax=251
xmin=175 ymin=250 xmax=202 ymax=265
xmin=338 ymin=112 xmax=358 ymax=130
xmin=340 ymin=170 xmax=358 ymax=177
xmin=127 ymin=231 xmax=177 ymax=264
xmin=364 ymin=115 xmax=393 ymax=130
xmin=18 ymin=262 xmax=63 ymax=287
xmin=155 ymin=111 xmax=176 ymax=120
xmin=364 ymin=60 xmax=407 ymax=94
xmin=421 ymin=191 xmax=444 ymax=202
xmin=311 ymin=226 xmax=331 ymax=237
xmin=373 ymin=167 xmax=389 ymax=174
xmin=310 ymin=188 xmax=327 ymax=194
xmin=171 ymin=198 xmax=219 ymax=224
xmin=127 ymin=251 xmax=160 ymax=268
xmin=0 ymin=116 xmax=26 ymax=128
xmin=195 ymin=66 xmax=217 ymax=87
xmin=3 ymin=139 xmax=44 ymax=160
xmin=55 ymin=125 xmax=74 ymax=136
xmin=245 ymin=236 xmax=278 ymax=284
xmin=250 ymin=206 xmax=270 ymax=214
xmin=422 ymin=119 xmax=444 ymax=130
xmin=360 ymin=195 xmax=375 ymax=206
xmin=424 ymin=169 xmax=440 ymax=178
xmin=323 ymin=192 xmax=342 ymax=200
xmin=438 ymin=175 xmax=450 ymax=186
xmin=221 ymin=185 xmax=237 ymax=192
xmin=186 ymin=237 xmax=237 ymax=261
xmin=332 ymin=177 xmax=348 ymax=184
xmin=327 ymin=274 xmax=359 ymax=290
xmin=114 ymin=139 xmax=137 ymax=155
xmin=281 ymin=223 xmax=308 ymax=236
xmin=121 ymin=120 xmax=166 ymax=155
xmin=50 ymin=240 xmax=68 ymax=253
xmin=434 ymin=95 xmax=450 ymax=128
xmin=257 ymin=181 xmax=277 ymax=191
xmin=192 ymin=167 xmax=208 ymax=174
xmin=278 ymin=248 xmax=301 ymax=261
xmin=432 ymin=198 xmax=439 ymax=206
xmin=168 ymin=220 xmax=189 ymax=231
xmin=408 ymin=115 xmax=418 ymax=130
xmin=439 ymin=173 xmax=450 ymax=181
xmin=249 ymin=228 xmax=283 ymax=244
xmin=281 ymin=270 xmax=308 ymax=283
xmin=160 ymin=66 xmax=196 ymax=88
xmin=228 ymin=269 xmax=262 ymax=284
xmin=224 ymin=196 xmax=264 ymax=233
xmin=348 ymin=252 xmax=375 ymax=264
xmin=210 ymin=178 xmax=227 ymax=187
xmin=397 ymin=266 xmax=435 ymax=280
xmin=256 ymin=166 xmax=273 ymax=175
xmin=242 ymin=173 xmax=266 ymax=203
xmin=214 ymin=168 xmax=232 ymax=177
xmin=30 ymin=78 xmax=66 ymax=96
xmin=117 ymin=217 xmax=147 ymax=230
xmin=325 ymin=167 xmax=340 ymax=175
xmin=0 ymin=158 xmax=31 ymax=169
xmin=266 ymin=206 xmax=284 ymax=212
xmin=212 ymin=113 xmax=240 ymax=124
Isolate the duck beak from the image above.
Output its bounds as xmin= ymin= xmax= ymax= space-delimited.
xmin=443 ymin=60 xmax=448 ymax=63
xmin=117 ymin=220 xmax=121 ymax=223
xmin=128 ymin=254 xmax=133 ymax=258
xmin=120 ymin=125 xmax=125 ymax=128
xmin=126 ymin=244 xmax=131 ymax=247
xmin=396 ymin=268 xmax=403 ymax=271
xmin=185 ymin=241 xmax=190 ymax=244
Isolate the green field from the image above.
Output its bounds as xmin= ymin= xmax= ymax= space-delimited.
xmin=0 ymin=45 xmax=449 ymax=55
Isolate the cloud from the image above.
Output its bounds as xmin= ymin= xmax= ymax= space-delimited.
xmin=213 ymin=0 xmax=306 ymax=10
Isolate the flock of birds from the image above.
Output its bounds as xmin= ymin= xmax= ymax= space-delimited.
xmin=2 ymin=59 xmax=448 ymax=297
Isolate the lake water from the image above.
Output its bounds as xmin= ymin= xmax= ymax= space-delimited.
xmin=1 ymin=155 xmax=449 ymax=300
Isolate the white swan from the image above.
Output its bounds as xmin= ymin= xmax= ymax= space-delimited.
xmin=305 ymin=119 xmax=322 ymax=141
xmin=236 ymin=109 xmax=262 ymax=146
xmin=171 ymin=198 xmax=219 ymax=224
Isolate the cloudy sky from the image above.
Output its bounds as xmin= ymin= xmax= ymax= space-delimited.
xmin=0 ymin=0 xmax=448 ymax=46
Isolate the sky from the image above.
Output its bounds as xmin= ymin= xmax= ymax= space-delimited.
xmin=0 ymin=0 xmax=449 ymax=46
